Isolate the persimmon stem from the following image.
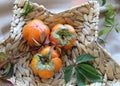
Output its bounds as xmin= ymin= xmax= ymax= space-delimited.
xmin=0 ymin=59 xmax=9 ymax=69
xmin=0 ymin=47 xmax=39 ymax=70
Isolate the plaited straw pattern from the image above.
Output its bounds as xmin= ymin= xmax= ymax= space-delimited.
xmin=0 ymin=0 xmax=120 ymax=86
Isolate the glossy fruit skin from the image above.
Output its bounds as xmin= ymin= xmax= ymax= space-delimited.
xmin=38 ymin=57 xmax=61 ymax=79
xmin=30 ymin=55 xmax=39 ymax=75
xmin=22 ymin=19 xmax=50 ymax=46
xmin=50 ymin=24 xmax=76 ymax=50
xmin=30 ymin=46 xmax=62 ymax=79
xmin=38 ymin=69 xmax=54 ymax=79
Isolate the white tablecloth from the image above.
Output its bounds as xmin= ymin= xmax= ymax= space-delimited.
xmin=0 ymin=0 xmax=120 ymax=64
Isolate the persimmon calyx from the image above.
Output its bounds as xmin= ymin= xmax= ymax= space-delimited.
xmin=36 ymin=54 xmax=55 ymax=71
xmin=53 ymin=26 xmax=74 ymax=46
xmin=32 ymin=38 xmax=41 ymax=46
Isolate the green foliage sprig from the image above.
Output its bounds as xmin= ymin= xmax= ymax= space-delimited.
xmin=64 ymin=54 xmax=103 ymax=86
xmin=98 ymin=4 xmax=119 ymax=44
xmin=102 ymin=0 xmax=106 ymax=6
xmin=21 ymin=0 xmax=34 ymax=17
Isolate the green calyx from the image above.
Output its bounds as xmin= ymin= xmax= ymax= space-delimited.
xmin=53 ymin=26 xmax=73 ymax=46
xmin=36 ymin=54 xmax=55 ymax=71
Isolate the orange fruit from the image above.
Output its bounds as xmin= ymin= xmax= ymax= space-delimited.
xmin=22 ymin=19 xmax=50 ymax=46
xmin=30 ymin=46 xmax=62 ymax=79
xmin=50 ymin=24 xmax=76 ymax=49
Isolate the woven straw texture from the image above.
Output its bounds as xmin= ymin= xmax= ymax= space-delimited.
xmin=0 ymin=0 xmax=120 ymax=86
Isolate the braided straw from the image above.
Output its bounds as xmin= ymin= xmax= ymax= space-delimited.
xmin=0 ymin=0 xmax=120 ymax=86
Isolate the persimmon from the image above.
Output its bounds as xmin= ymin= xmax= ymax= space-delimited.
xmin=22 ymin=19 xmax=50 ymax=46
xmin=30 ymin=46 xmax=62 ymax=79
xmin=50 ymin=24 xmax=76 ymax=50
xmin=39 ymin=46 xmax=60 ymax=59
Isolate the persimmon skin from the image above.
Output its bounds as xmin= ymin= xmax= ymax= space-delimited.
xmin=22 ymin=19 xmax=50 ymax=46
xmin=52 ymin=57 xmax=62 ymax=72
xmin=38 ymin=57 xmax=62 ymax=79
xmin=30 ymin=55 xmax=39 ymax=75
xmin=50 ymin=24 xmax=76 ymax=50
xmin=38 ymin=69 xmax=54 ymax=79
xmin=30 ymin=46 xmax=62 ymax=79
xmin=39 ymin=46 xmax=60 ymax=58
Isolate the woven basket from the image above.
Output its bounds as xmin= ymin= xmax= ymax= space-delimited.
xmin=0 ymin=0 xmax=120 ymax=86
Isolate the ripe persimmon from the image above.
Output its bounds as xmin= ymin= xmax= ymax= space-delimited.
xmin=30 ymin=46 xmax=62 ymax=79
xmin=50 ymin=24 xmax=76 ymax=50
xmin=22 ymin=19 xmax=50 ymax=46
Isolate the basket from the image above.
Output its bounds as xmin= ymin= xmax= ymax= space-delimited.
xmin=0 ymin=0 xmax=120 ymax=86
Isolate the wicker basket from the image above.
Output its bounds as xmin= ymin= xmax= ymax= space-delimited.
xmin=0 ymin=0 xmax=120 ymax=86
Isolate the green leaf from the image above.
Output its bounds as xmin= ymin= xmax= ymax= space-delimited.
xmin=0 ymin=53 xmax=9 ymax=58
xmin=107 ymin=4 xmax=114 ymax=10
xmin=0 ymin=63 xmax=14 ymax=79
xmin=98 ymin=28 xmax=111 ymax=36
xmin=102 ymin=0 xmax=106 ymax=6
xmin=0 ymin=53 xmax=9 ymax=63
xmin=77 ymin=64 xmax=103 ymax=83
xmin=64 ymin=65 xmax=73 ymax=84
xmin=115 ymin=24 xmax=119 ymax=33
xmin=0 ymin=53 xmax=14 ymax=78
xmin=105 ymin=18 xmax=114 ymax=25
xmin=75 ymin=67 xmax=85 ymax=86
xmin=97 ymin=37 xmax=106 ymax=44
xmin=104 ymin=4 xmax=116 ymax=26
xmin=76 ymin=54 xmax=96 ymax=64
xmin=1 ymin=63 xmax=11 ymax=77
xmin=21 ymin=0 xmax=34 ymax=17
xmin=0 ymin=78 xmax=14 ymax=86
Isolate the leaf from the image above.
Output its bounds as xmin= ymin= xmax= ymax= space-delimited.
xmin=21 ymin=0 xmax=34 ymax=17
xmin=40 ymin=30 xmax=46 ymax=43
xmin=0 ymin=53 xmax=9 ymax=58
xmin=98 ymin=28 xmax=111 ymax=36
xmin=102 ymin=0 xmax=106 ymax=6
xmin=75 ymin=67 xmax=85 ymax=86
xmin=4 ymin=64 xmax=14 ymax=79
xmin=0 ymin=63 xmax=14 ymax=79
xmin=107 ymin=4 xmax=114 ymax=10
xmin=97 ymin=37 xmax=106 ymax=44
xmin=1 ymin=63 xmax=11 ymax=77
xmin=0 ymin=78 xmax=14 ymax=86
xmin=115 ymin=24 xmax=119 ymax=33
xmin=76 ymin=54 xmax=96 ymax=64
xmin=0 ymin=53 xmax=14 ymax=78
xmin=105 ymin=18 xmax=114 ymax=25
xmin=0 ymin=53 xmax=9 ymax=63
xmin=105 ymin=4 xmax=116 ymax=26
xmin=77 ymin=64 xmax=103 ymax=83
xmin=64 ymin=65 xmax=73 ymax=84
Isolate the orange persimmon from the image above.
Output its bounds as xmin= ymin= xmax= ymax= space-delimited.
xmin=30 ymin=46 xmax=62 ymax=79
xmin=50 ymin=24 xmax=76 ymax=50
xmin=22 ymin=19 xmax=50 ymax=46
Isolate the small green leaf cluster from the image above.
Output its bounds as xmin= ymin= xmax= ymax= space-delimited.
xmin=99 ymin=4 xmax=119 ymax=37
xmin=102 ymin=0 xmax=106 ymax=6
xmin=0 ymin=53 xmax=14 ymax=86
xmin=64 ymin=54 xmax=103 ymax=86
xmin=21 ymin=0 xmax=34 ymax=17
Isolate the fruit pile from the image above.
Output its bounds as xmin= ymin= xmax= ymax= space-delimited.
xmin=22 ymin=19 xmax=76 ymax=79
